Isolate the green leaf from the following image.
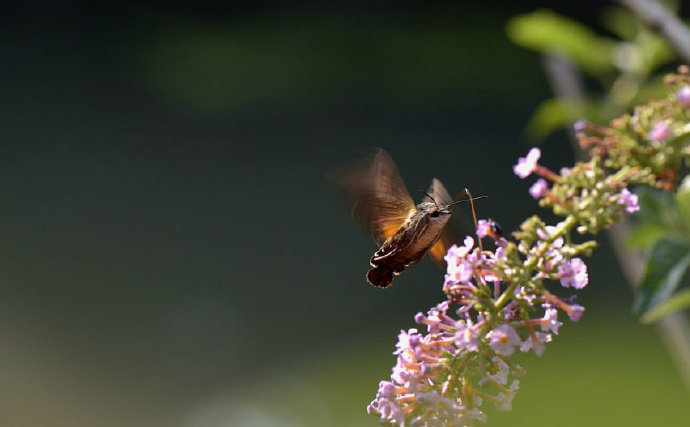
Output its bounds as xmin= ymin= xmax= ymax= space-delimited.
xmin=626 ymin=222 xmax=672 ymax=249
xmin=506 ymin=11 xmax=616 ymax=75
xmin=675 ymin=184 xmax=690 ymax=231
xmin=524 ymin=98 xmax=598 ymax=141
xmin=635 ymin=186 xmax=679 ymax=226
xmin=640 ymin=288 xmax=690 ymax=323
xmin=630 ymin=76 xmax=672 ymax=106
xmin=600 ymin=7 xmax=639 ymax=41
xmin=633 ymin=238 xmax=690 ymax=316
xmin=636 ymin=32 xmax=675 ymax=75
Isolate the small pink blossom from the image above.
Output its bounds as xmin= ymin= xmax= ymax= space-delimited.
xmin=676 ymin=86 xmax=690 ymax=108
xmin=488 ymin=324 xmax=521 ymax=356
xmin=395 ymin=329 xmax=421 ymax=355
xmin=513 ymin=147 xmax=541 ymax=179
xmin=444 ymin=237 xmax=474 ymax=262
xmin=540 ymin=307 xmax=562 ymax=335
xmin=649 ymin=122 xmax=672 ymax=142
xmin=566 ymin=303 xmax=585 ymax=322
xmin=536 ymin=225 xmax=559 ymax=241
xmin=455 ymin=320 xmax=480 ymax=352
xmin=520 ymin=332 xmax=552 ymax=356
xmin=477 ymin=219 xmax=492 ymax=238
xmin=558 ymin=257 xmax=588 ymax=289
xmin=529 ymin=178 xmax=549 ymax=199
xmin=617 ymin=188 xmax=639 ymax=213
xmin=573 ymin=119 xmax=587 ymax=132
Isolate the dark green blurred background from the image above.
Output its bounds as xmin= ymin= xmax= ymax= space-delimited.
xmin=0 ymin=1 xmax=687 ymax=426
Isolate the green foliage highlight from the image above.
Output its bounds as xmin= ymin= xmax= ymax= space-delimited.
xmin=641 ymin=288 xmax=690 ymax=323
xmin=633 ymin=237 xmax=690 ymax=315
xmin=507 ymin=11 xmax=616 ymax=74
xmin=630 ymin=185 xmax=690 ymax=320
xmin=507 ymin=8 xmax=676 ymax=141
xmin=524 ymin=98 xmax=596 ymax=141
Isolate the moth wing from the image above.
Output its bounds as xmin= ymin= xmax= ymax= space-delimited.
xmin=330 ymin=148 xmax=415 ymax=244
xmin=429 ymin=230 xmax=454 ymax=266
xmin=426 ymin=178 xmax=474 ymax=266
xmin=422 ymin=178 xmax=453 ymax=206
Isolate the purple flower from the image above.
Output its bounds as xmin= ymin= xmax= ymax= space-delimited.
xmin=454 ymin=320 xmax=480 ymax=352
xmin=488 ymin=324 xmax=521 ymax=356
xmin=395 ymin=329 xmax=421 ymax=355
xmin=573 ymin=119 xmax=587 ymax=132
xmin=444 ymin=237 xmax=476 ymax=286
xmin=514 ymin=285 xmax=537 ymax=306
xmin=558 ymin=258 xmax=588 ymax=289
xmin=649 ymin=122 xmax=672 ymax=142
xmin=677 ymin=86 xmax=690 ymax=108
xmin=445 ymin=257 xmax=473 ymax=285
xmin=536 ymin=225 xmax=558 ymax=240
xmin=540 ymin=307 xmax=562 ymax=335
xmin=529 ymin=178 xmax=549 ymax=199
xmin=477 ymin=219 xmax=491 ymax=238
xmin=487 ymin=357 xmax=510 ymax=385
xmin=444 ymin=237 xmax=474 ymax=262
xmin=391 ymin=356 xmax=416 ymax=384
xmin=617 ymin=188 xmax=640 ymax=213
xmin=520 ymin=332 xmax=552 ymax=356
xmin=368 ymin=381 xmax=405 ymax=425
xmin=495 ymin=245 xmax=506 ymax=261
xmin=544 ymin=246 xmax=564 ymax=271
xmin=567 ymin=304 xmax=585 ymax=322
xmin=513 ymin=147 xmax=541 ymax=179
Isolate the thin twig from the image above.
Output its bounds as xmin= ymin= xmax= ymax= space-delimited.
xmin=543 ymin=52 xmax=690 ymax=392
xmin=618 ymin=0 xmax=690 ymax=63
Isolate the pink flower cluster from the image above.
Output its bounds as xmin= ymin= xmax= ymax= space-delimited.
xmin=513 ymin=146 xmax=640 ymax=220
xmin=368 ymin=227 xmax=586 ymax=425
xmin=367 ymin=300 xmax=520 ymax=425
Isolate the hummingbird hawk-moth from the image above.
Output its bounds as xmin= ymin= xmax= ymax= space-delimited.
xmin=333 ymin=149 xmax=467 ymax=288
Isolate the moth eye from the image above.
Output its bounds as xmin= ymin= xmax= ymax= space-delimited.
xmin=430 ymin=210 xmax=439 ymax=218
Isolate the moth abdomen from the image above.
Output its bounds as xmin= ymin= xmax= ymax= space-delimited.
xmin=367 ymin=265 xmax=394 ymax=288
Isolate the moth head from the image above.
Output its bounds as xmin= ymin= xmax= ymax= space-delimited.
xmin=428 ymin=204 xmax=453 ymax=218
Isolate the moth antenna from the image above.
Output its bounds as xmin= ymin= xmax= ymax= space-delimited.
xmin=449 ymin=195 xmax=487 ymax=207
xmin=419 ymin=190 xmax=440 ymax=208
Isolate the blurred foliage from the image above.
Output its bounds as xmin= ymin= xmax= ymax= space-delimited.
xmin=507 ymin=6 xmax=677 ymax=140
xmin=127 ymin=12 xmax=542 ymax=115
xmin=507 ymin=3 xmax=690 ymax=327
xmin=216 ymin=312 xmax=688 ymax=426
xmin=630 ymin=184 xmax=690 ymax=322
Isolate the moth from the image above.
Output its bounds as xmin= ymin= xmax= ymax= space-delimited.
xmin=333 ymin=149 xmax=468 ymax=288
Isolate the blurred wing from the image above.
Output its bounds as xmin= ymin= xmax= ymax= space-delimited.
xmin=330 ymin=149 xmax=415 ymax=244
xmin=423 ymin=178 xmax=452 ymax=206
xmin=429 ymin=230 xmax=453 ymax=265
xmin=426 ymin=178 xmax=473 ymax=266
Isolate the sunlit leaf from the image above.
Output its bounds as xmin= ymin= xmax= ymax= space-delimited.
xmin=524 ymin=98 xmax=597 ymax=141
xmin=633 ymin=238 xmax=690 ymax=316
xmin=640 ymin=288 xmax=690 ymax=323
xmin=506 ymin=11 xmax=616 ymax=75
xmin=636 ymin=32 xmax=675 ymax=75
